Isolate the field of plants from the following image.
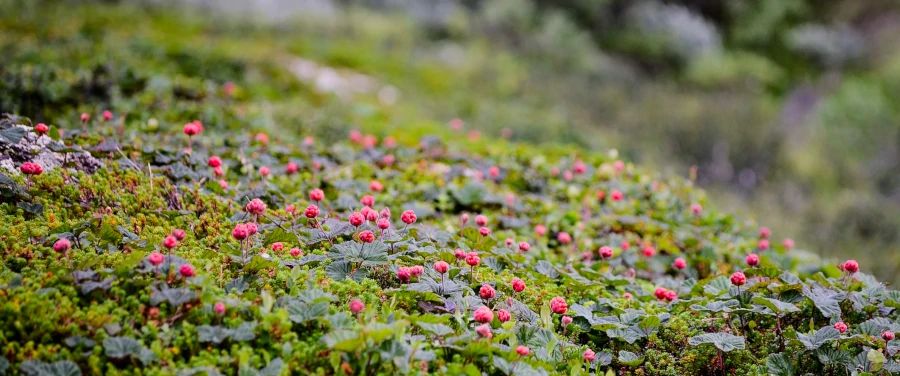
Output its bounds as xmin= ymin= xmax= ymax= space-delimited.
xmin=1 ymin=1 xmax=899 ymax=375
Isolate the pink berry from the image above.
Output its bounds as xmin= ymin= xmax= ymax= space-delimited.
xmin=497 ymin=309 xmax=511 ymax=322
xmin=309 ymin=189 xmax=325 ymax=202
xmin=245 ymin=198 xmax=267 ymax=215
xmin=550 ymin=296 xmax=567 ymax=314
xmin=245 ymin=222 xmax=258 ymax=235
xmin=434 ymin=261 xmax=449 ymax=274
xmin=610 ymin=190 xmax=624 ymax=202
xmin=218 ymin=179 xmax=228 ymax=189
xmin=746 ymin=253 xmax=760 ymax=267
xmin=882 ymin=330 xmax=894 ymax=341
xmin=163 ymin=235 xmax=178 ymax=249
xmin=599 ymin=246 xmax=614 ymax=259
xmin=410 ymin=265 xmax=424 ymax=277
xmin=53 ymin=238 xmax=71 ymax=253
xmin=664 ymin=290 xmax=677 ymax=301
xmin=214 ymin=166 xmax=224 ymax=177
xmin=362 ymin=207 xmax=378 ymax=222
xmin=232 ymin=224 xmax=249 ymax=240
xmin=271 ymin=242 xmax=284 ymax=252
xmin=782 ymin=238 xmax=795 ymax=250
xmin=465 ymin=252 xmax=480 ymax=266
xmin=834 ymin=321 xmax=848 ymax=334
xmin=380 ymin=207 xmax=391 ymax=219
xmin=460 ymin=213 xmax=469 ymax=225
xmin=557 ymin=232 xmax=571 ymax=245
xmin=148 ymin=252 xmax=165 ymax=266
xmin=691 ymin=203 xmax=702 ymax=215
xmin=305 ymin=205 xmax=319 ymax=218
xmin=454 ymin=249 xmax=467 ymax=260
xmin=518 ymin=241 xmax=530 ymax=252
xmin=842 ymin=259 xmax=859 ymax=274
xmin=573 ymin=160 xmax=587 ymax=174
xmin=583 ymin=349 xmax=596 ymax=362
xmin=475 ymin=323 xmax=492 ymax=339
xmin=286 ymin=162 xmax=299 ymax=175
xmin=102 ymin=110 xmax=113 ymax=121
xmin=654 ymin=287 xmax=668 ymax=300
xmin=730 ymin=271 xmax=746 ymax=286
xmin=290 ymin=248 xmax=302 ymax=257
xmin=255 ymin=132 xmax=269 ymax=145
xmin=349 ymin=299 xmax=365 ymax=314
xmin=473 ymin=306 xmax=494 ymax=323
xmin=179 ymin=264 xmax=196 ymax=277
xmin=377 ymin=218 xmax=390 ymax=230
xmin=369 ymin=180 xmax=384 ymax=192
xmin=360 ymin=195 xmax=375 ymax=207
xmin=214 ymin=302 xmax=226 ymax=315
xmin=401 ymin=210 xmax=417 ymax=225
xmin=561 ymin=315 xmax=573 ymax=326
xmin=475 ymin=215 xmax=488 ymax=226
xmin=19 ymin=162 xmax=43 ymax=175
xmin=479 ymin=284 xmax=496 ymax=300
xmin=183 ymin=122 xmax=201 ymax=136
xmin=758 ymin=239 xmax=769 ymax=250
xmin=359 ymin=230 xmax=375 ymax=243
xmin=479 ymin=227 xmax=491 ymax=237
xmin=759 ymin=227 xmax=771 ymax=239
xmin=505 ymin=238 xmax=514 ymax=247
xmin=172 ymin=229 xmax=186 ymax=241
xmin=535 ymin=224 xmax=547 ymax=236
xmin=516 ymin=346 xmax=530 ymax=356
xmin=258 ymin=166 xmax=270 ymax=177
xmin=80 ymin=112 xmax=90 ymax=123
xmin=396 ymin=267 xmax=412 ymax=283
xmin=511 ymin=278 xmax=526 ymax=292
xmin=349 ymin=212 xmax=365 ymax=227
xmin=673 ymin=257 xmax=687 ymax=270
xmin=488 ymin=166 xmax=500 ymax=179
xmin=34 ymin=123 xmax=49 ymax=135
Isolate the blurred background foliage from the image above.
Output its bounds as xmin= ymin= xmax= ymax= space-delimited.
xmin=1 ymin=0 xmax=898 ymax=282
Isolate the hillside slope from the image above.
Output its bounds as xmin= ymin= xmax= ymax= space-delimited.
xmin=1 ymin=3 xmax=899 ymax=376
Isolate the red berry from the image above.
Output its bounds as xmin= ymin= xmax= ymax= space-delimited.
xmin=550 ymin=296 xmax=567 ymax=314
xmin=497 ymin=309 xmax=511 ymax=322
xmin=271 ymin=242 xmax=284 ymax=252
xmin=309 ymin=189 xmax=325 ymax=202
xmin=214 ymin=302 xmax=226 ymax=315
xmin=183 ymin=122 xmax=201 ymax=136
xmin=473 ymin=306 xmax=493 ymax=323
xmin=20 ymin=162 xmax=43 ymax=175
xmin=255 ymin=132 xmax=269 ymax=145
xmin=349 ymin=212 xmax=365 ymax=227
xmin=360 ymin=195 xmax=375 ymax=207
xmin=557 ymin=232 xmax=571 ymax=245
xmin=349 ymin=299 xmax=365 ymax=314
xmin=759 ymin=227 xmax=771 ymax=239
xmin=290 ymin=248 xmax=302 ymax=257
xmin=511 ymin=278 xmax=526 ymax=292
xmin=401 ymin=210 xmax=417 ymax=225
xmin=434 ymin=261 xmax=449 ymax=274
xmin=475 ymin=215 xmax=488 ymax=226
xmin=148 ymin=252 xmax=165 ymax=266
xmin=102 ymin=110 xmax=113 ymax=122
xmin=518 ymin=241 xmax=530 ymax=252
xmin=599 ymin=246 xmax=614 ymax=259
xmin=673 ymin=257 xmax=687 ymax=270
xmin=479 ymin=227 xmax=491 ymax=236
xmin=53 ymin=238 xmax=71 ymax=253
xmin=172 ymin=229 xmax=186 ymax=241
xmin=691 ymin=203 xmax=702 ymax=215
xmin=746 ymin=253 xmax=760 ymax=267
xmin=369 ymin=180 xmax=384 ymax=192
xmin=610 ymin=190 xmax=624 ymax=202
xmin=479 ymin=284 xmax=496 ymax=300
xmin=882 ymin=330 xmax=894 ymax=341
xmin=232 ymin=224 xmax=249 ymax=241
xmin=782 ymin=238 xmax=795 ymax=250
xmin=396 ymin=267 xmax=412 ymax=283
xmin=305 ymin=205 xmax=319 ymax=218
xmin=475 ymin=323 xmax=492 ymax=339
xmin=534 ymin=224 xmax=546 ymax=236
xmin=834 ymin=321 xmax=848 ymax=334
xmin=516 ymin=346 xmax=530 ymax=356
xmin=245 ymin=198 xmax=267 ymax=215
xmin=465 ymin=252 xmax=480 ymax=266
xmin=377 ymin=218 xmax=390 ymax=230
xmin=358 ymin=230 xmax=375 ymax=243
xmin=583 ymin=349 xmax=596 ymax=362
xmin=730 ymin=271 xmax=746 ymax=286
xmin=80 ymin=112 xmax=90 ymax=123
xmin=179 ymin=264 xmax=196 ymax=277
xmin=163 ymin=235 xmax=178 ymax=249
xmin=454 ymin=249 xmax=467 ymax=260
xmin=842 ymin=259 xmax=859 ymax=274
xmin=757 ymin=239 xmax=769 ymax=250
xmin=642 ymin=245 xmax=656 ymax=257
xmin=34 ymin=123 xmax=49 ymax=135
xmin=285 ymin=162 xmax=299 ymax=174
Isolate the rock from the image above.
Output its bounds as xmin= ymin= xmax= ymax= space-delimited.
xmin=0 ymin=124 xmax=103 ymax=175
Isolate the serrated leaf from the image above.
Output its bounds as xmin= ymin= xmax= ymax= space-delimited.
xmin=617 ymin=350 xmax=644 ymax=366
xmin=795 ymin=326 xmax=840 ymax=351
xmin=19 ymin=360 xmax=81 ymax=376
xmin=802 ymin=284 xmax=843 ymax=319
xmin=688 ymin=332 xmax=746 ymax=352
xmin=766 ymin=353 xmax=795 ymax=376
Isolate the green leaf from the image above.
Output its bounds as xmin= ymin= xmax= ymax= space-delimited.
xmin=802 ymin=284 xmax=843 ymax=319
xmin=688 ymin=332 xmax=746 ymax=352
xmin=103 ymin=336 xmax=144 ymax=359
xmin=867 ymin=349 xmax=885 ymax=372
xmin=766 ymin=353 xmax=795 ymax=376
xmin=751 ymin=297 xmax=799 ymax=314
xmin=796 ymin=326 xmax=840 ymax=351
xmin=19 ymin=360 xmax=81 ymax=376
xmin=617 ymin=350 xmax=644 ymax=366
